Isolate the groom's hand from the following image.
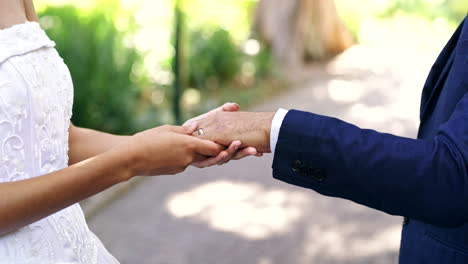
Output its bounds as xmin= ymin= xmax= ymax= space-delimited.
xmin=184 ymin=103 xmax=261 ymax=168
xmin=192 ymin=112 xmax=275 ymax=153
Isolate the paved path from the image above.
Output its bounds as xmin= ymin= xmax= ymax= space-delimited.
xmin=84 ymin=39 xmax=442 ymax=264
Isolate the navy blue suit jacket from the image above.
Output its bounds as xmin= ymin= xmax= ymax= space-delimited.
xmin=272 ymin=16 xmax=468 ymax=263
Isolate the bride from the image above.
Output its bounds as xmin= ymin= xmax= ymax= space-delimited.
xmin=0 ymin=0 xmax=259 ymax=263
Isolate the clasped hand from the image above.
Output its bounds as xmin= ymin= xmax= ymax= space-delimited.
xmin=115 ymin=103 xmax=274 ymax=178
xmin=184 ymin=103 xmax=275 ymax=166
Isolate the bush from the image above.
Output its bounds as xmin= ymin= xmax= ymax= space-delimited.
xmin=39 ymin=4 xmax=148 ymax=135
xmin=188 ymin=28 xmax=242 ymax=91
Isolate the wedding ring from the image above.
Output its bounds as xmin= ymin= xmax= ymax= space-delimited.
xmin=197 ymin=128 xmax=205 ymax=136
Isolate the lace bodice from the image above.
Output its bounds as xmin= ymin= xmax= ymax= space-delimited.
xmin=0 ymin=22 xmax=118 ymax=264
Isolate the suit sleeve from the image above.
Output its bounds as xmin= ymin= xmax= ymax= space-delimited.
xmin=272 ymin=92 xmax=468 ymax=227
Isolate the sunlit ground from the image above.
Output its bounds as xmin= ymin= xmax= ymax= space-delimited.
xmin=167 ymin=181 xmax=308 ymax=240
xmin=166 ymin=180 xmax=401 ymax=261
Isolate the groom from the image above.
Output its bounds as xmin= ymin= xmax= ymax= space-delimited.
xmin=188 ymin=15 xmax=468 ymax=263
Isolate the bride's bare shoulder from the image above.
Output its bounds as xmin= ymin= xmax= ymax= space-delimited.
xmin=0 ymin=0 xmax=30 ymax=30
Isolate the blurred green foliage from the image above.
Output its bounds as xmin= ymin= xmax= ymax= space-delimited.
xmin=39 ymin=3 xmax=151 ymax=135
xmin=183 ymin=26 xmax=275 ymax=119
xmin=336 ymin=0 xmax=466 ymax=41
xmin=380 ymin=0 xmax=466 ymax=24
xmin=37 ymin=0 xmax=278 ymax=132
xmin=187 ymin=27 xmax=273 ymax=88
xmin=186 ymin=28 xmax=283 ymax=118
xmin=188 ymin=29 xmax=241 ymax=91
xmin=156 ymin=0 xmax=277 ymax=121
xmin=174 ymin=0 xmax=277 ymax=119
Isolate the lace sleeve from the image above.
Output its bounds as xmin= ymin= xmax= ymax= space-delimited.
xmin=0 ymin=61 xmax=31 ymax=182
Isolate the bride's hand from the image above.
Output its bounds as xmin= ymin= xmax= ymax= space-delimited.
xmin=114 ymin=124 xmax=224 ymax=177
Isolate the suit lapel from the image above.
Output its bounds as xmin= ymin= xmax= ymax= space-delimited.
xmin=419 ymin=17 xmax=466 ymax=123
xmin=456 ymin=16 xmax=468 ymax=55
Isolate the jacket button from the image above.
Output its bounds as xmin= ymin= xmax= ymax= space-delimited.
xmin=291 ymin=160 xmax=303 ymax=172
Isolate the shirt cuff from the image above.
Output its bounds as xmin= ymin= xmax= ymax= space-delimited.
xmin=270 ymin=108 xmax=289 ymax=154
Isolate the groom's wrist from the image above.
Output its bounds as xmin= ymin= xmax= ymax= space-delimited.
xmin=253 ymin=112 xmax=275 ymax=153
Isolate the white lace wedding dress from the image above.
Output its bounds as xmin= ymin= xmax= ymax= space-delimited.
xmin=0 ymin=22 xmax=119 ymax=263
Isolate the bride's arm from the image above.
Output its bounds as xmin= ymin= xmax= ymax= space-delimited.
xmin=68 ymin=103 xmax=259 ymax=166
xmin=0 ymin=145 xmax=131 ymax=236
xmin=68 ymin=124 xmax=130 ymax=165
xmin=0 ymin=125 xmax=224 ymax=236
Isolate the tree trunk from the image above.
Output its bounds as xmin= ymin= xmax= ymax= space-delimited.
xmin=255 ymin=0 xmax=353 ymax=66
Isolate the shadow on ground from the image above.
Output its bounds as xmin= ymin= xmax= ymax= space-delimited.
xmin=89 ymin=156 xmax=400 ymax=264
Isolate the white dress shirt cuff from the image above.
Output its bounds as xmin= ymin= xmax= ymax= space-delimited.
xmin=270 ymin=108 xmax=289 ymax=154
